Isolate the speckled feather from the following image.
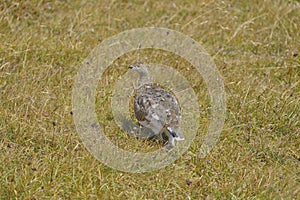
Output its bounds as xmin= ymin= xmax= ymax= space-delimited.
xmin=129 ymin=63 xmax=185 ymax=147
xmin=134 ymin=83 xmax=182 ymax=135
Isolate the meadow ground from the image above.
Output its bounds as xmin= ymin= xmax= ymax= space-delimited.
xmin=1 ymin=0 xmax=299 ymax=199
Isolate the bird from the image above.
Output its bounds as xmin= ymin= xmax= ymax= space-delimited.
xmin=128 ymin=62 xmax=185 ymax=148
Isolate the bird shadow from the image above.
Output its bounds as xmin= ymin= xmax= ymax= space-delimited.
xmin=119 ymin=117 xmax=163 ymax=142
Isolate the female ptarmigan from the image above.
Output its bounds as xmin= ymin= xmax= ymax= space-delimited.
xmin=129 ymin=62 xmax=184 ymax=148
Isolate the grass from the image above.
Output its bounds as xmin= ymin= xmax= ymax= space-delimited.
xmin=1 ymin=0 xmax=299 ymax=199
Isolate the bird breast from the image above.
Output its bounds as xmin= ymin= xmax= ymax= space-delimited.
xmin=134 ymin=84 xmax=181 ymax=128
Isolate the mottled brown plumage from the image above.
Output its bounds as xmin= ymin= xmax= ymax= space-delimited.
xmin=129 ymin=63 xmax=184 ymax=147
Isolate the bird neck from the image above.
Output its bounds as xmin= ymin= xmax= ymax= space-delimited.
xmin=138 ymin=70 xmax=151 ymax=87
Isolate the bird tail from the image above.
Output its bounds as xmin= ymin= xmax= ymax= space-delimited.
xmin=174 ymin=128 xmax=185 ymax=141
xmin=167 ymin=127 xmax=185 ymax=141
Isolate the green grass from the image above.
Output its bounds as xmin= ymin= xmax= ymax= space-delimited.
xmin=1 ymin=0 xmax=299 ymax=199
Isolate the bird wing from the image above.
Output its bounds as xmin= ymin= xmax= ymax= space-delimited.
xmin=134 ymin=84 xmax=182 ymax=135
xmin=134 ymin=92 xmax=164 ymax=135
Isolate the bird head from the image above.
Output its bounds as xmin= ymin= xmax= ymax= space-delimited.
xmin=128 ymin=62 xmax=148 ymax=72
xmin=128 ymin=62 xmax=151 ymax=85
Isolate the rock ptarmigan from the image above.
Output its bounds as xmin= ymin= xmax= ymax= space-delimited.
xmin=129 ymin=62 xmax=184 ymax=148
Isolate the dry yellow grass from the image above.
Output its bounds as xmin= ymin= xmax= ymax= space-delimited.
xmin=1 ymin=0 xmax=299 ymax=199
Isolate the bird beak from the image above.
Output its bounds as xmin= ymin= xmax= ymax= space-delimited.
xmin=128 ymin=65 xmax=134 ymax=69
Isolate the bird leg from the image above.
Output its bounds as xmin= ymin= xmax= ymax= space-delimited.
xmin=159 ymin=127 xmax=176 ymax=149
xmin=168 ymin=135 xmax=175 ymax=147
xmin=158 ymin=128 xmax=166 ymax=142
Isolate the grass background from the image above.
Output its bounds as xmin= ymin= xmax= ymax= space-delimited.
xmin=1 ymin=0 xmax=299 ymax=199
